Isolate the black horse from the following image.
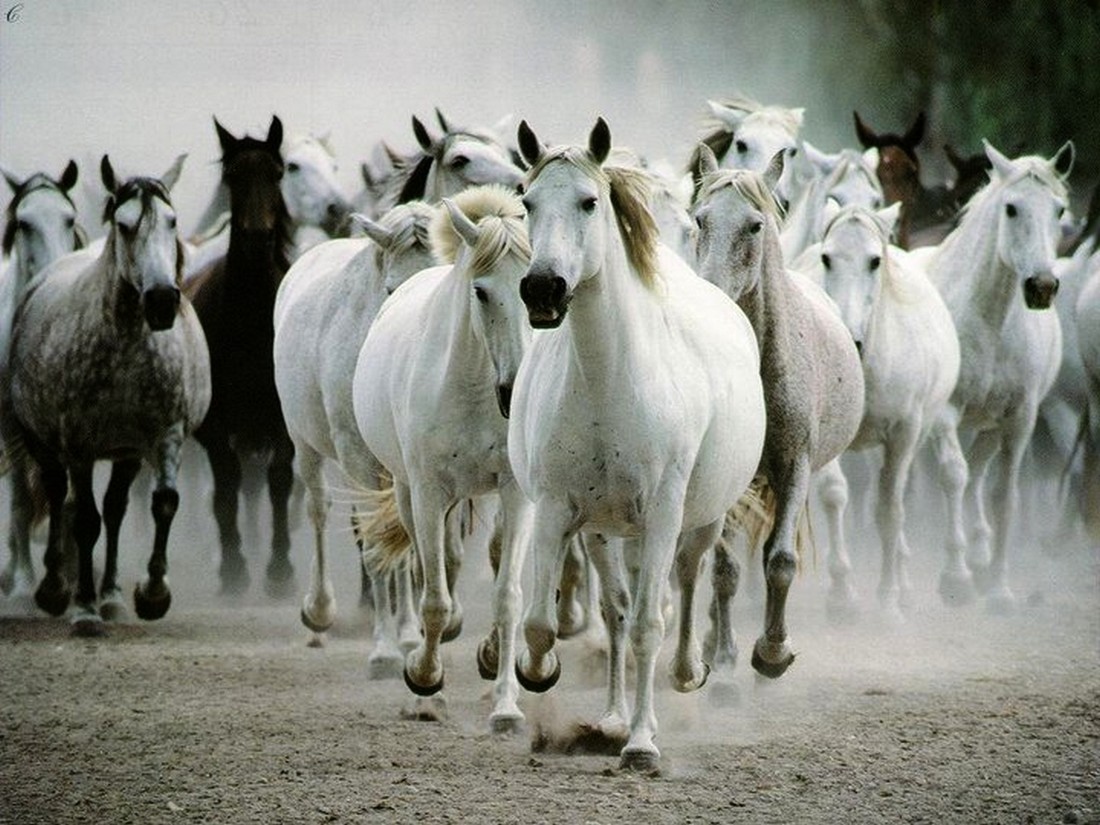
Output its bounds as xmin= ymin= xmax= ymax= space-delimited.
xmin=188 ymin=115 xmax=296 ymax=596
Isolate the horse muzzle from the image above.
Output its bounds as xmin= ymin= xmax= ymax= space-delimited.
xmin=519 ymin=272 xmax=570 ymax=329
xmin=1023 ymin=274 xmax=1059 ymax=310
xmin=144 ymin=285 xmax=180 ymax=331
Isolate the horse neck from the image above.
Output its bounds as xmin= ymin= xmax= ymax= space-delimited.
xmin=736 ymin=227 xmax=791 ymax=356
xmin=433 ymin=263 xmax=492 ymax=386
xmin=936 ymin=201 xmax=1019 ymax=332
xmin=226 ymin=222 xmax=290 ymax=299
xmin=566 ymin=228 xmax=655 ymax=389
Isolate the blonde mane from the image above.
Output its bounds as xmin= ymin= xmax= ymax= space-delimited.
xmin=526 ymin=147 xmax=661 ymax=288
xmin=429 ymin=184 xmax=530 ymax=275
xmin=697 ymin=167 xmax=784 ymax=222
xmin=373 ymin=200 xmax=435 ymax=266
xmin=959 ymin=154 xmax=1068 ymax=224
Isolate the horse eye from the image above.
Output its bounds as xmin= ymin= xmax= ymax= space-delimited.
xmin=17 ymin=219 xmax=31 ymax=232
xmin=474 ymin=285 xmax=489 ymax=304
xmin=735 ymin=140 xmax=748 ymax=154
xmin=581 ymin=197 xmax=597 ymax=214
xmin=521 ymin=197 xmax=533 ymax=214
xmin=167 ymin=216 xmax=177 ymax=230
xmin=694 ymin=214 xmax=704 ymax=230
xmin=787 ymin=147 xmax=798 ymax=158
xmin=1056 ymin=205 xmax=1066 ymax=219
xmin=450 ymin=155 xmax=470 ymax=170
xmin=1006 ymin=203 xmax=1017 ymax=218
xmin=821 ymin=254 xmax=832 ymax=270
xmin=65 ymin=216 xmax=76 ymax=229
xmin=869 ymin=256 xmax=881 ymax=271
xmin=749 ymin=221 xmax=763 ymax=235
xmin=287 ymin=162 xmax=300 ymax=173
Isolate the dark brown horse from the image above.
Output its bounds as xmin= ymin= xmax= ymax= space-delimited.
xmin=188 ymin=115 xmax=297 ymax=597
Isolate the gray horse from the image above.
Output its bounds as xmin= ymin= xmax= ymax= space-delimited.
xmin=692 ymin=146 xmax=864 ymax=679
xmin=8 ymin=155 xmax=210 ymax=634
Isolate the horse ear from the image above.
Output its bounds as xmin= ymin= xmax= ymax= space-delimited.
xmin=588 ymin=117 xmax=611 ymax=166
xmin=763 ymin=149 xmax=785 ymax=193
xmin=707 ymin=100 xmax=746 ymax=128
xmin=877 ymin=201 xmax=903 ymax=235
xmin=822 ymin=196 xmax=842 ymax=227
xmin=903 ymin=112 xmax=927 ymax=150
xmin=803 ymin=141 xmax=834 ymax=173
xmin=360 ymin=162 xmax=376 ymax=187
xmin=1051 ymin=140 xmax=1075 ymax=179
xmin=267 ymin=115 xmax=284 ymax=153
xmin=161 ymin=153 xmax=187 ymax=192
xmin=412 ymin=116 xmax=435 ymax=152
xmin=214 ymin=117 xmax=237 ymax=156
xmin=443 ymin=197 xmax=480 ymax=249
xmin=434 ymin=107 xmax=452 ymax=134
xmin=982 ymin=139 xmax=1015 ymax=181
xmin=58 ymin=160 xmax=79 ymax=192
xmin=1 ymin=164 xmax=20 ymax=193
xmin=101 ymin=154 xmax=118 ymax=195
xmin=517 ymin=120 xmax=544 ymax=168
xmin=352 ymin=213 xmax=395 ymax=249
xmin=853 ymin=111 xmax=880 ymax=149
xmin=696 ymin=143 xmax=720 ymax=177
xmin=862 ymin=147 xmax=879 ymax=170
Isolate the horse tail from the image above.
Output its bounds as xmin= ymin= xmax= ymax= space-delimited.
xmin=351 ymin=486 xmax=412 ymax=576
xmin=726 ymin=475 xmax=816 ymax=573
xmin=0 ymin=436 xmax=50 ymax=526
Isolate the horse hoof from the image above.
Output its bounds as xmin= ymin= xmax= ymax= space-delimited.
xmin=671 ymin=660 xmax=710 ymax=693
xmin=133 ymin=581 xmax=172 ymax=621
xmin=938 ymin=570 xmax=976 ymax=607
xmin=515 ymin=655 xmax=561 ymax=693
xmin=751 ymin=641 xmax=795 ymax=680
xmin=403 ymin=666 xmax=444 ymax=697
xmin=98 ymin=590 xmax=128 ymax=623
xmin=34 ymin=578 xmax=71 ymax=617
xmin=476 ymin=637 xmax=499 ymax=681
xmin=300 ymin=606 xmax=334 ymax=635
xmin=619 ymin=748 xmax=661 ymax=775
xmin=70 ymin=611 xmax=107 ymax=638
xmin=441 ymin=612 xmax=463 ymax=643
xmin=490 ymin=714 xmax=524 ymax=736
xmin=218 ymin=559 xmax=250 ymax=596
xmin=368 ymin=652 xmax=405 ymax=681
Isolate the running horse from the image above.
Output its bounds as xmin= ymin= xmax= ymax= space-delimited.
xmin=188 ymin=115 xmax=298 ymax=596
xmin=8 ymin=155 xmax=209 ymax=632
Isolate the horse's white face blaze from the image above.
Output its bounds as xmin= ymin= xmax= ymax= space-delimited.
xmin=520 ymin=161 xmax=608 ymax=328
xmin=434 ymin=134 xmax=524 ymax=197
xmin=820 ymin=216 xmax=881 ymax=350
xmin=469 ymin=258 xmax=531 ymax=417
xmin=281 ymin=138 xmax=348 ymax=233
xmin=692 ymin=186 xmax=767 ymax=301
xmin=993 ymin=173 xmax=1065 ymax=309
xmin=12 ymin=187 xmax=78 ymax=276
xmin=113 ymin=192 xmax=180 ymax=331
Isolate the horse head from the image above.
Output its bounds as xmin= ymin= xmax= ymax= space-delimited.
xmin=352 ymin=200 xmax=437 ymax=295
xmin=853 ymin=111 xmax=926 ymax=208
xmin=2 ymin=161 xmax=83 ymax=277
xmin=101 ymin=153 xmax=186 ymax=331
xmin=282 ymin=134 xmax=353 ymax=237
xmin=214 ymin=115 xmax=289 ymax=236
xmin=412 ymin=110 xmax=525 ymax=200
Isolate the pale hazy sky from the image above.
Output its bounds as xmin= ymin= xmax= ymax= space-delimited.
xmin=1 ymin=0 xmax=871 ymax=234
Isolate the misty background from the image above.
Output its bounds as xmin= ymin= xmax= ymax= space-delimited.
xmin=1 ymin=0 xmax=1097 ymax=236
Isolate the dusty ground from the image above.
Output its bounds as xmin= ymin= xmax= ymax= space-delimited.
xmin=0 ymin=466 xmax=1098 ymax=825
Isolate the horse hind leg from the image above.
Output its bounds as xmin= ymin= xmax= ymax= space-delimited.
xmin=817 ymin=458 xmax=859 ymax=624
xmin=297 ymin=444 xmax=334 ymax=644
xmin=98 ymin=458 xmax=142 ymax=621
xmin=702 ymin=519 xmax=741 ymax=679
xmin=264 ymin=435 xmax=296 ymax=600
xmin=201 ymin=434 xmax=248 ymax=595
xmin=556 ymin=537 xmax=588 ymax=639
xmin=671 ymin=519 xmax=722 ymax=694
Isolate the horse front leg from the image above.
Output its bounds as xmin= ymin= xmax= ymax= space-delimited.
xmin=876 ymin=423 xmax=921 ymax=619
xmin=68 ymin=463 xmax=103 ymax=636
xmin=962 ymin=428 xmax=1001 ymax=577
xmin=402 ymin=482 xmax=450 ymax=696
xmin=984 ymin=413 xmax=1036 ymax=613
xmin=27 ymin=443 xmax=70 ymax=616
xmin=264 ymin=432 xmax=296 ymax=599
xmin=583 ymin=533 xmax=630 ymax=735
xmin=671 ymin=518 xmax=723 ymax=693
xmin=927 ymin=410 xmax=974 ymax=605
xmin=702 ymin=519 xmax=741 ymax=677
xmin=99 ymin=458 xmax=142 ymax=621
xmin=4 ymin=453 xmax=39 ymax=599
xmin=556 ymin=537 xmax=588 ymax=638
xmin=752 ymin=457 xmax=812 ymax=680
xmin=478 ymin=478 xmax=532 ymax=733
xmin=620 ymin=487 xmax=686 ymax=773
xmin=198 ymin=431 xmax=247 ymax=595
xmin=134 ymin=426 xmax=184 ymax=622
xmin=817 ymin=457 xmax=858 ymax=624
xmin=296 ymin=443 xmax=334 ymax=643
xmin=516 ymin=496 xmax=577 ymax=693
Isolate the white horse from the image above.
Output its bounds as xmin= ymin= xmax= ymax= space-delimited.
xmin=1075 ymin=253 xmax=1100 ymax=541
xmin=781 ymin=144 xmax=884 ymax=262
xmin=510 ymin=120 xmax=766 ymax=771
xmin=273 ymin=201 xmax=437 ymax=671
xmin=0 ymin=161 xmax=87 ymax=596
xmin=907 ymin=139 xmax=1074 ymax=610
xmin=691 ymin=148 xmax=864 ymax=672
xmin=352 ymin=186 xmax=533 ymax=731
xmin=8 ymin=155 xmax=209 ymax=631
xmin=688 ymin=95 xmax=805 ymax=210
xmin=802 ymin=203 xmax=960 ymax=616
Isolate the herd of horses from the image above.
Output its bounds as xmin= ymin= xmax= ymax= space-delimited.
xmin=1 ymin=96 xmax=1096 ymax=772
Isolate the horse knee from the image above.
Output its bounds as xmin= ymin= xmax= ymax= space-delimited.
xmin=152 ymin=488 xmax=180 ymax=524
xmin=764 ymin=547 xmax=796 ymax=590
xmin=819 ymin=475 xmax=849 ymax=510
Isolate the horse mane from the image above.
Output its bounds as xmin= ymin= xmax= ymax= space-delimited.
xmin=956 ymin=154 xmax=1067 ymax=226
xmin=429 ymin=184 xmax=530 ymax=275
xmin=526 ymin=147 xmax=660 ymax=288
xmin=697 ymin=167 xmax=784 ymax=223
xmin=372 ymin=200 xmax=435 ymax=267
